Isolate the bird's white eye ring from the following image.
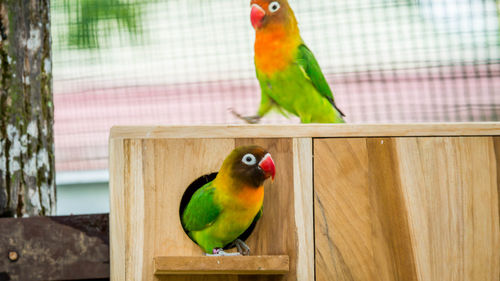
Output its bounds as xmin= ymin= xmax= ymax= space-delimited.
xmin=269 ymin=1 xmax=280 ymax=13
xmin=242 ymin=153 xmax=257 ymax=166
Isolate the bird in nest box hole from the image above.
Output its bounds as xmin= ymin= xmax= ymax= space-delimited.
xmin=181 ymin=145 xmax=276 ymax=256
xmin=231 ymin=0 xmax=345 ymax=124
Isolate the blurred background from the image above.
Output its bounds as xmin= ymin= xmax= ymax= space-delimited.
xmin=51 ymin=0 xmax=500 ymax=214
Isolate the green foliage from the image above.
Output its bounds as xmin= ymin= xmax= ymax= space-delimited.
xmin=62 ymin=0 xmax=145 ymax=49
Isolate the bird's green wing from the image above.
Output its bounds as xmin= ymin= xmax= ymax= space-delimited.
xmin=181 ymin=182 xmax=221 ymax=232
xmin=296 ymin=44 xmax=345 ymax=117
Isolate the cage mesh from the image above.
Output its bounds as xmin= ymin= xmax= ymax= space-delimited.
xmin=51 ymin=0 xmax=500 ymax=171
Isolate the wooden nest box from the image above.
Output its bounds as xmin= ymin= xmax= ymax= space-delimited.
xmin=109 ymin=124 xmax=500 ymax=281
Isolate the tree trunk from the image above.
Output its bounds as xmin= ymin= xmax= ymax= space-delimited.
xmin=0 ymin=0 xmax=55 ymax=217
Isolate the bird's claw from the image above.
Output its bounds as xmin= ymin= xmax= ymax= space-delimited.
xmin=205 ymin=248 xmax=241 ymax=256
xmin=242 ymin=116 xmax=262 ymax=124
xmin=233 ymin=239 xmax=251 ymax=256
xmin=229 ymin=108 xmax=262 ymax=124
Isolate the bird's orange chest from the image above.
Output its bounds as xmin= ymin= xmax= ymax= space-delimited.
xmin=235 ymin=185 xmax=264 ymax=209
xmin=254 ymin=26 xmax=300 ymax=75
xmin=214 ymin=177 xmax=264 ymax=210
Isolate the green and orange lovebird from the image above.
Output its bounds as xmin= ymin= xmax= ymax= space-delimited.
xmin=181 ymin=146 xmax=275 ymax=256
xmin=234 ymin=0 xmax=345 ymax=123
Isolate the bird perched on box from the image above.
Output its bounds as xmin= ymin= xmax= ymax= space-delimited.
xmin=232 ymin=0 xmax=345 ymax=123
xmin=181 ymin=145 xmax=275 ymax=256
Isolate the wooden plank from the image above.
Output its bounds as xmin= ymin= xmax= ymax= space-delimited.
xmin=0 ymin=214 xmax=109 ymax=281
xmin=314 ymin=138 xmax=399 ymax=281
xmin=126 ymin=139 xmax=147 ymax=281
xmin=365 ymin=138 xmax=418 ymax=281
xmin=110 ymin=123 xmax=500 ymax=139
xmin=396 ymin=137 xmax=500 ymax=281
xmin=314 ymin=138 xmax=369 ymax=281
xmin=109 ymin=138 xmax=126 ymax=281
xmin=314 ymin=137 xmax=500 ymax=281
xmin=494 ymin=137 xmax=500 ymax=233
xmin=154 ymin=256 xmax=289 ymax=275
xmin=292 ymin=138 xmax=314 ymax=281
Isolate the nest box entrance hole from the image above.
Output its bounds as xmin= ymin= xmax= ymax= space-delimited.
xmin=178 ymin=172 xmax=259 ymax=250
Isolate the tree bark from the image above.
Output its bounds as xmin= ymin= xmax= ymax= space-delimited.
xmin=0 ymin=0 xmax=55 ymax=217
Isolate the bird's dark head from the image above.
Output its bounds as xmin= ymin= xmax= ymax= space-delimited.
xmin=223 ymin=145 xmax=275 ymax=188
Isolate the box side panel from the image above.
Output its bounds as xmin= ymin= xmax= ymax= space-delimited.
xmin=314 ymin=137 xmax=500 ymax=281
xmin=314 ymin=138 xmax=393 ymax=281
xmin=109 ymin=138 xmax=126 ymax=281
xmin=125 ymin=140 xmax=147 ymax=280
xmin=292 ymin=138 xmax=314 ymax=281
xmin=396 ymin=137 xmax=500 ymax=281
xmin=495 ymin=137 xmax=500 ymax=239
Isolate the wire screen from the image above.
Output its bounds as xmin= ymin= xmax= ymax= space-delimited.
xmin=51 ymin=0 xmax=500 ymax=171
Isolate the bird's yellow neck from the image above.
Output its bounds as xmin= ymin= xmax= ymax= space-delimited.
xmin=213 ymin=171 xmax=264 ymax=209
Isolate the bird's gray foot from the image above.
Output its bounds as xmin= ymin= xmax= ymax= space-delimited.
xmin=229 ymin=108 xmax=262 ymax=124
xmin=205 ymin=248 xmax=241 ymax=256
xmin=233 ymin=239 xmax=251 ymax=256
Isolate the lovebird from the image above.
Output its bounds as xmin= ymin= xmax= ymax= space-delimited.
xmin=233 ymin=0 xmax=345 ymax=123
xmin=181 ymin=145 xmax=276 ymax=256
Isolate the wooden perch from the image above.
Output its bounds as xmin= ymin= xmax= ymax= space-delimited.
xmin=154 ymin=255 xmax=289 ymax=275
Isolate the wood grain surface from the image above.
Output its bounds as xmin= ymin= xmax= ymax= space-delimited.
xmin=292 ymin=138 xmax=315 ymax=281
xmin=154 ymin=256 xmax=289 ymax=275
xmin=110 ymin=123 xmax=500 ymax=139
xmin=314 ymin=137 xmax=500 ymax=281
xmin=109 ymin=138 xmax=126 ymax=281
xmin=0 ymin=214 xmax=109 ymax=280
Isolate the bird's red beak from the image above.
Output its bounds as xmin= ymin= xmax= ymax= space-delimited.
xmin=251 ymin=4 xmax=266 ymax=29
xmin=259 ymin=153 xmax=275 ymax=181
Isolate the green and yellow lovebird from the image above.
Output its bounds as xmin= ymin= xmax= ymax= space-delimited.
xmin=181 ymin=146 xmax=275 ymax=256
xmin=233 ymin=0 xmax=345 ymax=123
